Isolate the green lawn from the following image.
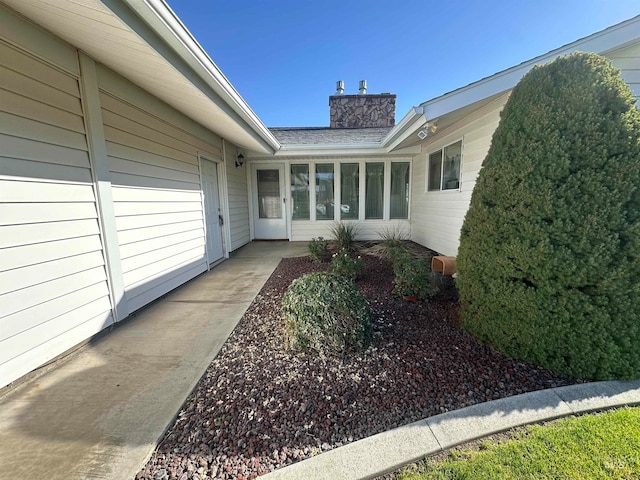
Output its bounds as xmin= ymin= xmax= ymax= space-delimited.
xmin=397 ymin=407 xmax=640 ymax=480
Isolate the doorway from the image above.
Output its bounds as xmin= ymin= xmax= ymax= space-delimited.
xmin=251 ymin=163 xmax=287 ymax=239
xmin=201 ymin=158 xmax=225 ymax=263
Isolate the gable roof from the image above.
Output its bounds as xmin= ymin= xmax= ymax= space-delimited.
xmin=383 ymin=14 xmax=640 ymax=151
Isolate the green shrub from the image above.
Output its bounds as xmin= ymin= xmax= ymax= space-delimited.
xmin=457 ymin=53 xmax=640 ymax=380
xmin=329 ymin=221 xmax=360 ymax=251
xmin=282 ymin=272 xmax=372 ymax=355
xmin=308 ymin=236 xmax=330 ymax=263
xmin=392 ymin=256 xmax=439 ymax=300
xmin=330 ymin=248 xmax=364 ymax=281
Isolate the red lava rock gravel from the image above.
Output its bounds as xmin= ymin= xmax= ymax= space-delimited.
xmin=136 ymin=250 xmax=578 ymax=480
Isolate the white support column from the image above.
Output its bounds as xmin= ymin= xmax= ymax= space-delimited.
xmin=78 ymin=52 xmax=129 ymax=322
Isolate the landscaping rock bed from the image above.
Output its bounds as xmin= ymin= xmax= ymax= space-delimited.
xmin=137 ymin=251 xmax=578 ymax=480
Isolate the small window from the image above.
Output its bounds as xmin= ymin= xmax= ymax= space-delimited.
xmin=315 ymin=164 xmax=334 ymax=220
xmin=290 ymin=164 xmax=309 ymax=220
xmin=428 ymin=140 xmax=462 ymax=191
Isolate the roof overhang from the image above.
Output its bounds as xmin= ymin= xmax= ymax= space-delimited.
xmin=3 ymin=0 xmax=280 ymax=154
xmin=383 ymin=14 xmax=640 ymax=152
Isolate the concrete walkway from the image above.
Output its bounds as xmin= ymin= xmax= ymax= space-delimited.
xmin=1 ymin=240 xmax=638 ymax=480
xmin=0 ymin=241 xmax=308 ymax=480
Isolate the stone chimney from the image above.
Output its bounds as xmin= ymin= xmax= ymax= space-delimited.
xmin=329 ymin=80 xmax=396 ymax=129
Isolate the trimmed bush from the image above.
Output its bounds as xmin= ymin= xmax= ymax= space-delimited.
xmin=308 ymin=236 xmax=330 ymax=263
xmin=457 ymin=53 xmax=640 ymax=380
xmin=330 ymin=248 xmax=364 ymax=281
xmin=282 ymin=272 xmax=372 ymax=355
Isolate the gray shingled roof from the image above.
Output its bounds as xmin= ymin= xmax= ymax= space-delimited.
xmin=269 ymin=127 xmax=392 ymax=145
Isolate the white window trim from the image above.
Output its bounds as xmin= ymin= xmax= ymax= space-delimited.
xmin=426 ymin=138 xmax=464 ymax=193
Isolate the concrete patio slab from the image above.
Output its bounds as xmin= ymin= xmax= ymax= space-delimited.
xmin=0 ymin=241 xmax=307 ymax=480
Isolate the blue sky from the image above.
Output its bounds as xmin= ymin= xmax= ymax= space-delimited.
xmin=165 ymin=1 xmax=639 ymax=127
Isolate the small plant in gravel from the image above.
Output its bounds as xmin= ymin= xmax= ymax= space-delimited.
xmin=282 ymin=272 xmax=372 ymax=355
xmin=393 ymin=256 xmax=439 ymax=301
xmin=308 ymin=236 xmax=331 ymax=263
xmin=330 ymin=248 xmax=364 ymax=281
xmin=329 ymin=221 xmax=360 ymax=251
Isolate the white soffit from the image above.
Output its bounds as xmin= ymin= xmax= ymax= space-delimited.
xmin=3 ymin=0 xmax=278 ymax=153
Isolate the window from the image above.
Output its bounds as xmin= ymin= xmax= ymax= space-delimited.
xmin=428 ymin=140 xmax=462 ymax=191
xmin=390 ymin=162 xmax=410 ymax=219
xmin=290 ymin=164 xmax=309 ymax=220
xmin=315 ymin=163 xmax=334 ymax=220
xmin=365 ymin=163 xmax=384 ymax=219
xmin=340 ymin=163 xmax=359 ymax=220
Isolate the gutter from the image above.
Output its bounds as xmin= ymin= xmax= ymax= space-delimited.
xmin=131 ymin=0 xmax=281 ymax=152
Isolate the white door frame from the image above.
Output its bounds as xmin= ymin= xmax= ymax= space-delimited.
xmin=249 ymin=162 xmax=289 ymax=240
xmin=198 ymin=153 xmax=229 ymax=267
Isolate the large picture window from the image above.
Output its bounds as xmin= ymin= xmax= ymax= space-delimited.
xmin=340 ymin=163 xmax=359 ymax=220
xmin=390 ymin=162 xmax=410 ymax=219
xmin=315 ymin=164 xmax=334 ymax=220
xmin=290 ymin=164 xmax=309 ymax=220
xmin=428 ymin=140 xmax=462 ymax=191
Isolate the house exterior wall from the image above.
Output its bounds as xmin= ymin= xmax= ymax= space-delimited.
xmin=224 ymin=144 xmax=251 ymax=251
xmin=608 ymin=42 xmax=640 ymax=103
xmin=95 ymin=65 xmax=225 ymax=313
xmin=0 ymin=13 xmax=113 ymax=388
xmin=0 ymin=5 xmax=251 ymax=389
xmin=411 ymin=43 xmax=640 ymax=257
xmin=248 ymin=156 xmax=412 ymax=241
xmin=410 ymin=95 xmax=507 ymax=256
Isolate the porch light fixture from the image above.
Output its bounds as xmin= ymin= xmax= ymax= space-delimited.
xmin=417 ymin=122 xmax=438 ymax=140
xmin=235 ymin=153 xmax=245 ymax=168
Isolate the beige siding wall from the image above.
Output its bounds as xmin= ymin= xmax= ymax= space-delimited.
xmin=608 ymin=42 xmax=640 ymax=103
xmin=0 ymin=37 xmax=112 ymax=388
xmin=410 ymin=96 xmax=507 ymax=256
xmin=224 ymin=144 xmax=251 ymax=251
xmin=96 ymin=66 xmax=229 ymax=312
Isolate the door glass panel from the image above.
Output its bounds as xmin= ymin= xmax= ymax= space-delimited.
xmin=257 ymin=169 xmax=281 ymax=219
xmin=340 ymin=163 xmax=359 ymax=220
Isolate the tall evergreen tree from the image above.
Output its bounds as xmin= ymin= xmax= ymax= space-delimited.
xmin=457 ymin=52 xmax=640 ymax=379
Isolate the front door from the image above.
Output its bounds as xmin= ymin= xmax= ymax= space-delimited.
xmin=201 ymin=158 xmax=224 ymax=263
xmin=252 ymin=163 xmax=287 ymax=239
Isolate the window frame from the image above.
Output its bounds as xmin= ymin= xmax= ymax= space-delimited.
xmin=427 ymin=139 xmax=463 ymax=193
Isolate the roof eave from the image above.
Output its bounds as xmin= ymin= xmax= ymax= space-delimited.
xmin=127 ymin=0 xmax=280 ymax=153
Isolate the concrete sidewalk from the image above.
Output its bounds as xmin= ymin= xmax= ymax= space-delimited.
xmin=262 ymin=379 xmax=640 ymax=480
xmin=0 ymin=241 xmax=308 ymax=480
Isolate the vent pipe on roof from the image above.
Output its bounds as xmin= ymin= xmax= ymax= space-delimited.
xmin=359 ymin=80 xmax=367 ymax=95
xmin=336 ymin=80 xmax=345 ymax=95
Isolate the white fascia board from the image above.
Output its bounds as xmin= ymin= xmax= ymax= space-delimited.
xmin=381 ymin=106 xmax=427 ymax=152
xmin=274 ymin=144 xmax=389 ymax=157
xmin=400 ymin=15 xmax=640 ymax=143
xmin=124 ymin=0 xmax=280 ymax=153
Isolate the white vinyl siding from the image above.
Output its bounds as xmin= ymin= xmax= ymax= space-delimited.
xmin=0 ymin=39 xmax=113 ymax=388
xmin=97 ymin=67 xmax=228 ymax=313
xmin=410 ymin=96 xmax=506 ymax=256
xmin=608 ymin=42 xmax=640 ymax=104
xmin=224 ymin=145 xmax=251 ymax=251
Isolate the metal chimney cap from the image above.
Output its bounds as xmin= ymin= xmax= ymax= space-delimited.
xmin=359 ymin=80 xmax=367 ymax=95
xmin=336 ymin=80 xmax=345 ymax=95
